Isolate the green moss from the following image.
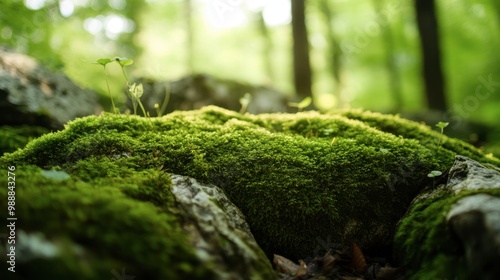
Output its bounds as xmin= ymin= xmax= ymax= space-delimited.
xmin=0 ymin=166 xmax=215 ymax=280
xmin=394 ymin=187 xmax=500 ymax=279
xmin=0 ymin=125 xmax=49 ymax=155
xmin=1 ymin=106 xmax=498 ymax=263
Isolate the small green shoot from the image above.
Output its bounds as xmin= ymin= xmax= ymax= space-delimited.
xmin=436 ymin=122 xmax=449 ymax=135
xmin=288 ymin=97 xmax=312 ymax=112
xmin=239 ymin=93 xmax=252 ymax=114
xmin=128 ymin=83 xmax=147 ymax=117
xmin=435 ymin=121 xmax=449 ymax=145
xmin=93 ymin=58 xmax=116 ymax=113
xmin=114 ymin=57 xmax=133 ymax=82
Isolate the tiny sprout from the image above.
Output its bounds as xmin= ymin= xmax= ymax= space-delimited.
xmin=93 ymin=57 xmax=116 ymax=113
xmin=128 ymin=83 xmax=147 ymax=117
xmin=239 ymin=93 xmax=252 ymax=114
xmin=435 ymin=121 xmax=449 ymax=145
xmin=436 ymin=122 xmax=449 ymax=134
xmin=427 ymin=170 xmax=442 ymax=178
xmin=288 ymin=97 xmax=312 ymax=112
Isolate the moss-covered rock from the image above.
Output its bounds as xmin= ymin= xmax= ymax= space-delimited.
xmin=1 ymin=106 xmax=498 ymax=278
xmin=394 ymin=156 xmax=500 ymax=280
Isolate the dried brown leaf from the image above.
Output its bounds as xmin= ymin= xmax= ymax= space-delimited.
xmin=351 ymin=242 xmax=368 ymax=274
xmin=295 ymin=259 xmax=308 ymax=279
xmin=274 ymin=254 xmax=299 ymax=276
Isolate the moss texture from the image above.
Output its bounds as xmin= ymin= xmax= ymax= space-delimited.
xmin=1 ymin=106 xmax=498 ymax=268
xmin=0 ymin=166 xmax=216 ymax=280
xmin=0 ymin=125 xmax=49 ymax=155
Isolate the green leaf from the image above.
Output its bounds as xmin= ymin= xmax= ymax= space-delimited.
xmin=40 ymin=170 xmax=71 ymax=181
xmin=114 ymin=57 xmax=134 ymax=66
xmin=427 ymin=170 xmax=442 ymax=178
xmin=95 ymin=58 xmax=112 ymax=66
xmin=297 ymin=97 xmax=312 ymax=108
xmin=435 ymin=122 xmax=449 ymax=129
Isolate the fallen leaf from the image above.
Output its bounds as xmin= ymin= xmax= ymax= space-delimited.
xmin=274 ymin=254 xmax=299 ymax=276
xmin=351 ymin=242 xmax=367 ymax=274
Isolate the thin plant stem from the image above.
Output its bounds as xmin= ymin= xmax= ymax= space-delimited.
xmin=138 ymin=100 xmax=147 ymax=117
xmin=103 ymin=66 xmax=116 ymax=113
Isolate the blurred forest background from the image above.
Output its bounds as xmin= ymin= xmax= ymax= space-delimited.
xmin=1 ymin=0 xmax=499 ymax=154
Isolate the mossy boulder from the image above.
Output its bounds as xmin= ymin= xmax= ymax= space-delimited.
xmin=394 ymin=156 xmax=500 ymax=280
xmin=1 ymin=106 xmax=498 ymax=278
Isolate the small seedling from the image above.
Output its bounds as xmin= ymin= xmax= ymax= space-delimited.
xmin=436 ymin=122 xmax=449 ymax=135
xmin=239 ymin=92 xmax=252 ymax=114
xmin=93 ymin=56 xmax=148 ymax=117
xmin=93 ymin=58 xmax=116 ymax=113
xmin=288 ymin=97 xmax=312 ymax=112
xmin=128 ymin=82 xmax=147 ymax=116
xmin=435 ymin=121 xmax=449 ymax=145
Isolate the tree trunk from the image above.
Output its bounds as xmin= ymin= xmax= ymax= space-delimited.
xmin=291 ymin=0 xmax=313 ymax=101
xmin=318 ymin=0 xmax=343 ymax=108
xmin=373 ymin=0 xmax=403 ymax=111
xmin=185 ymin=0 xmax=194 ymax=74
xmin=415 ymin=0 xmax=447 ymax=112
xmin=257 ymin=11 xmax=275 ymax=83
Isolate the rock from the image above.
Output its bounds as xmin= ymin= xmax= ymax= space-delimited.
xmin=1 ymin=107 xmax=498 ymax=279
xmin=447 ymin=194 xmax=500 ymax=280
xmin=0 ymin=47 xmax=101 ymax=129
xmin=131 ymin=74 xmax=290 ymax=115
xmin=447 ymin=155 xmax=500 ymax=193
xmin=395 ymin=156 xmax=500 ymax=279
xmin=170 ymin=174 xmax=274 ymax=280
xmin=446 ymin=156 xmax=500 ymax=280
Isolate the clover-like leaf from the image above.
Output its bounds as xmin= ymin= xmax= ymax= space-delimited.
xmin=289 ymin=97 xmax=312 ymax=109
xmin=114 ymin=57 xmax=134 ymax=67
xmin=427 ymin=170 xmax=442 ymax=178
xmin=435 ymin=122 xmax=449 ymax=129
xmin=94 ymin=58 xmax=112 ymax=66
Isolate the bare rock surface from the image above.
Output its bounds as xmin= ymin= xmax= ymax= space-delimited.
xmin=0 ymin=47 xmax=100 ymax=129
xmin=446 ymin=156 xmax=500 ymax=279
xmin=447 ymin=155 xmax=500 ymax=193
xmin=170 ymin=174 xmax=274 ymax=280
xmin=133 ymin=74 xmax=290 ymax=115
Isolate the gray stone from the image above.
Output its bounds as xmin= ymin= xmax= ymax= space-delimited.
xmin=446 ymin=156 xmax=500 ymax=279
xmin=170 ymin=174 xmax=274 ymax=280
xmin=0 ymin=47 xmax=101 ymax=129
xmin=132 ymin=74 xmax=290 ymax=116
xmin=447 ymin=155 xmax=500 ymax=193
